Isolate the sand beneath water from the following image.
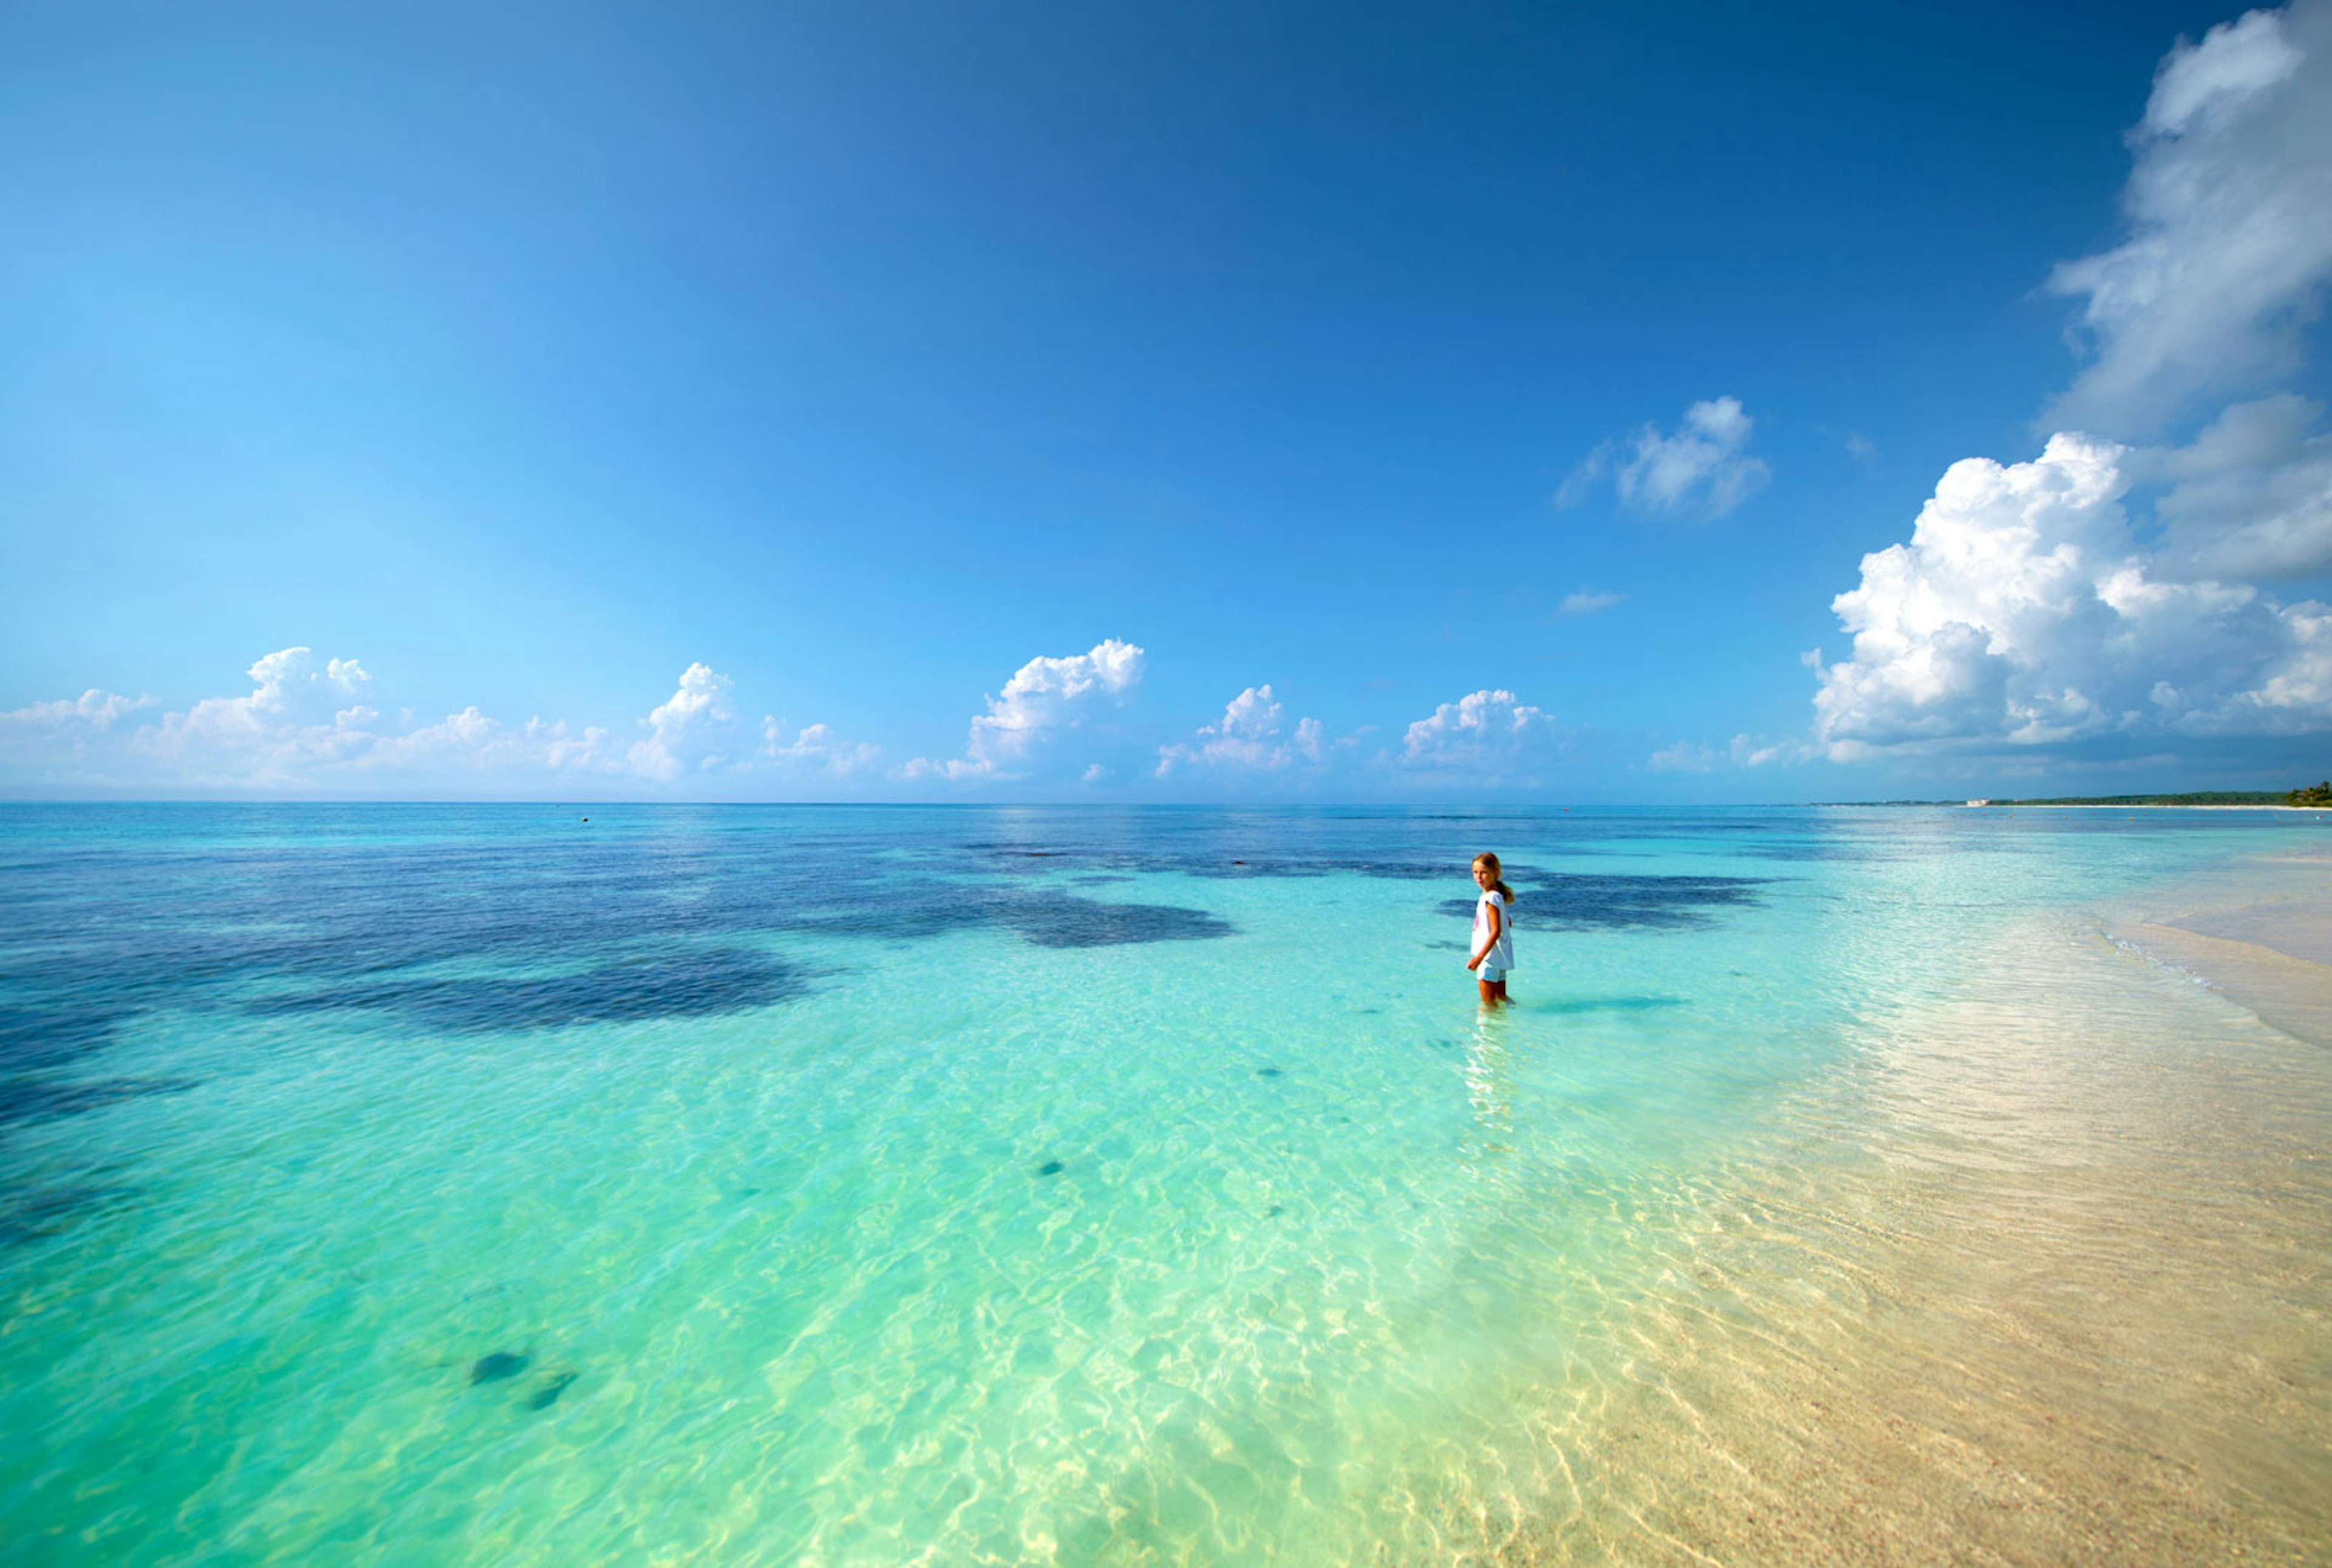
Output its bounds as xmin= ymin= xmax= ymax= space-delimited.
xmin=1453 ymin=849 xmax=2332 ymax=1566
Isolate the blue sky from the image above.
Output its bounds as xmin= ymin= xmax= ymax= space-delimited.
xmin=5 ymin=1 xmax=2330 ymax=800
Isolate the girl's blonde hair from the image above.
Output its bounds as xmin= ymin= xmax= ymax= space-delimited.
xmin=1473 ymin=853 xmax=1515 ymax=903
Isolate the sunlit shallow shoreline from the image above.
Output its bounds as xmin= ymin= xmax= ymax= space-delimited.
xmin=1499 ymin=859 xmax=2332 ymax=1564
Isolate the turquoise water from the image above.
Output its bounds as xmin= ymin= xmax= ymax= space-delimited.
xmin=1 ymin=804 xmax=2325 ymax=1564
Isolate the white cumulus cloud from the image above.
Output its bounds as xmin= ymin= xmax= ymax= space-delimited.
xmin=761 ymin=716 xmax=880 ymax=775
xmin=1397 ymin=689 xmax=1558 ymax=784
xmin=137 ymin=647 xmax=385 ymax=784
xmin=0 ymin=649 xmax=864 ymax=793
xmin=1813 ymin=5 xmax=2332 ymax=770
xmin=1558 ymin=397 xmax=1770 ymax=519
xmin=1155 ymin=684 xmax=1329 ymax=775
xmin=2045 ymin=2 xmax=2332 ymax=435
xmin=0 ymin=688 xmax=154 ymax=733
xmin=628 ymin=662 xmax=741 ymax=780
xmin=910 ymin=638 xmax=1145 ymax=780
xmin=1812 ymin=435 xmax=2332 ymax=756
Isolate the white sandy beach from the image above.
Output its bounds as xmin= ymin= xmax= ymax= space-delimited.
xmin=2116 ymin=845 xmax=2332 ymax=1051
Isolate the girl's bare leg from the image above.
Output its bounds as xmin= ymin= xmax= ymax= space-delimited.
xmin=1479 ymin=979 xmax=1502 ymax=1007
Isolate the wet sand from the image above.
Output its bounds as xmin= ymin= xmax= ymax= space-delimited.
xmin=2119 ymin=847 xmax=2332 ymax=1052
xmin=2124 ymin=922 xmax=2332 ymax=1052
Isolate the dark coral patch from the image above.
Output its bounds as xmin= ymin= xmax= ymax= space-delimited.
xmin=528 ymin=1372 xmax=578 ymax=1409
xmin=0 ymin=1005 xmax=124 ymax=1072
xmin=1003 ymin=898 xmax=1233 ymax=949
xmin=1036 ymin=1160 xmax=1065 ymax=1176
xmin=1188 ymin=857 xmax=1461 ymax=882
xmin=471 ymin=1351 xmax=530 ymax=1385
xmin=252 ymin=948 xmax=807 ymax=1034
xmin=0 ymin=1074 xmax=197 ymax=1128
xmin=1438 ymin=874 xmax=1767 ymax=932
xmin=0 ymin=1181 xmax=132 ymax=1249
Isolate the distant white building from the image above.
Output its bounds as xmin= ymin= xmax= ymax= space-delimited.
xmin=1964 ymin=798 xmax=1992 ymax=807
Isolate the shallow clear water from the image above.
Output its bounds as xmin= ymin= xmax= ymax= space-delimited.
xmin=2 ymin=805 xmax=2327 ymax=1564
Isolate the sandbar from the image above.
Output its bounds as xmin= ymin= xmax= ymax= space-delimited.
xmin=2115 ymin=848 xmax=2332 ymax=1050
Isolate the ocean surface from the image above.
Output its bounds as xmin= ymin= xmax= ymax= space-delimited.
xmin=2 ymin=803 xmax=2328 ymax=1565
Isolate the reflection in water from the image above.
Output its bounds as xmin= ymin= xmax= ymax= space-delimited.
xmin=1463 ymin=1010 xmax=1515 ymax=1150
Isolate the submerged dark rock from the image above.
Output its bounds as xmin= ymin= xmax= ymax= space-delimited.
xmin=528 ymin=1372 xmax=578 ymax=1409
xmin=1255 ymin=1067 xmax=1281 ymax=1078
xmin=471 ymin=1351 xmax=529 ymax=1385
xmin=1036 ymin=1160 xmax=1065 ymax=1177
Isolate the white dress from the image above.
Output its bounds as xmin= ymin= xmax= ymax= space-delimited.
xmin=1473 ymin=890 xmax=1514 ymax=973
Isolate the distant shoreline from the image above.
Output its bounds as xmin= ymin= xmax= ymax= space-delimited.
xmin=1818 ymin=800 xmax=2323 ymax=810
xmin=1984 ymin=802 xmax=2316 ymax=810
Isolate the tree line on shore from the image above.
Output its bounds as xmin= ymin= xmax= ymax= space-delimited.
xmin=1983 ymin=783 xmax=2331 ymax=806
xmin=1824 ymin=783 xmax=2332 ymax=806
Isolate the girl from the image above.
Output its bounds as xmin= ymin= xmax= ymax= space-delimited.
xmin=1468 ymin=852 xmax=1516 ymax=1006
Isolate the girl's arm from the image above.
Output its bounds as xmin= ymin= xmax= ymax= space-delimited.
xmin=1469 ymin=899 xmax=1501 ymax=970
